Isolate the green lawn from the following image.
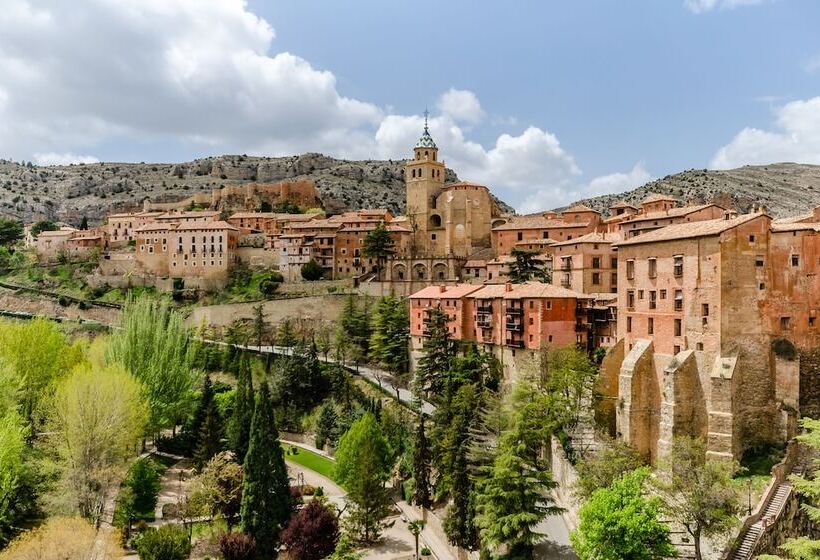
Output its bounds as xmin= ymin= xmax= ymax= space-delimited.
xmin=283 ymin=444 xmax=336 ymax=480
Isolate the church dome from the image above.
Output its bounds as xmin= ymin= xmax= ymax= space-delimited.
xmin=414 ymin=127 xmax=437 ymax=149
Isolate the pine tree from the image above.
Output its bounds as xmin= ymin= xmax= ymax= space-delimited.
xmin=194 ymin=401 xmax=223 ymax=471
xmin=370 ymin=296 xmax=410 ymax=377
xmin=187 ymin=373 xmax=214 ymax=451
xmin=315 ymin=401 xmax=338 ymax=450
xmin=362 ymin=221 xmax=395 ymax=280
xmin=240 ymin=382 xmax=291 ymax=556
xmin=412 ymin=417 xmax=432 ymax=509
xmin=506 ymin=248 xmax=551 ymax=283
xmin=415 ymin=306 xmax=453 ymax=398
xmin=252 ymin=304 xmax=266 ymax=348
xmin=228 ymin=362 xmax=254 ymax=462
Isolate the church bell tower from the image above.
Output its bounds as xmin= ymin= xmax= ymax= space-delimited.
xmin=405 ymin=111 xmax=446 ymax=253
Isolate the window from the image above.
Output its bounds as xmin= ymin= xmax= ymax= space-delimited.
xmin=673 ymin=255 xmax=684 ymax=277
xmin=548 ymin=335 xmax=553 ymax=342
xmin=626 ymin=316 xmax=632 ymax=333
xmin=542 ymin=231 xmax=549 ymax=239
xmin=592 ymin=257 xmax=601 ymax=269
xmin=529 ymin=317 xmax=534 ymax=325
xmin=638 ymin=290 xmax=644 ymax=300
xmin=648 ymin=258 xmax=657 ymax=278
xmin=431 ymin=233 xmax=436 ymax=240
xmin=627 ymin=290 xmax=635 ymax=309
xmin=781 ymin=316 xmax=791 ymax=330
xmin=749 ymin=234 xmax=755 ymax=242
xmin=546 ymin=301 xmax=552 ymax=310
xmin=674 ymin=345 xmax=681 ymax=355
xmin=592 ymin=272 xmax=601 ymax=285
xmin=792 ymin=255 xmax=800 ymax=267
xmin=611 ymin=272 xmax=618 ymax=286
xmin=702 ymin=303 xmax=709 ymax=316
xmin=517 ymin=232 xmax=523 ymax=241
xmin=660 ymin=289 xmax=667 ymax=299
xmin=810 ymin=316 xmax=816 ymax=328
xmin=674 ymin=318 xmax=682 ymax=336
xmin=611 ymin=257 xmax=618 ymax=269
xmin=649 ymin=291 xmax=657 ymax=309
xmin=648 ymin=317 xmax=654 ymax=335
xmin=626 ymin=259 xmax=635 ymax=280
xmin=674 ymin=290 xmax=683 ymax=311
xmin=756 ymin=256 xmax=764 ymax=267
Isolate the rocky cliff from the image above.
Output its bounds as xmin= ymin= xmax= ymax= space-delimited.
xmin=0 ymin=153 xmax=514 ymax=225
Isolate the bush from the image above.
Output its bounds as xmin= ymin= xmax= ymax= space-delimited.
xmin=126 ymin=458 xmax=162 ymax=516
xmin=301 ymin=259 xmax=324 ymax=281
xmin=135 ymin=525 xmax=191 ymax=560
xmin=421 ymin=546 xmax=432 ymax=556
xmin=219 ymin=532 xmax=257 ymax=560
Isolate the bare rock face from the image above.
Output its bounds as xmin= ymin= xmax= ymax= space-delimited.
xmin=568 ymin=163 xmax=820 ymax=218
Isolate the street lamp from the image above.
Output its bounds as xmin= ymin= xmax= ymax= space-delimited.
xmin=747 ymin=478 xmax=753 ymax=516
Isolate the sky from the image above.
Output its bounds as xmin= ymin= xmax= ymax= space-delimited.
xmin=1 ymin=0 xmax=820 ymax=212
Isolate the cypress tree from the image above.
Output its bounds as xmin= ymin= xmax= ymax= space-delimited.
xmin=415 ymin=306 xmax=453 ymax=398
xmin=228 ymin=361 xmax=254 ymax=461
xmin=194 ymin=401 xmax=222 ymax=471
xmin=187 ymin=373 xmax=214 ymax=450
xmin=412 ymin=417 xmax=432 ymax=509
xmin=240 ymin=382 xmax=291 ymax=556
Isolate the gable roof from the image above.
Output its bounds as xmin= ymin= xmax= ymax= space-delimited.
xmin=641 ymin=193 xmax=678 ymax=204
xmin=614 ymin=213 xmax=765 ymax=246
xmin=409 ymin=284 xmax=483 ymax=300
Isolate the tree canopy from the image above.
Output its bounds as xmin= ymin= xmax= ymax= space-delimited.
xmin=506 ymin=248 xmax=551 ymax=283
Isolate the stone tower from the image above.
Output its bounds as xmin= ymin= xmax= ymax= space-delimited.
xmin=405 ymin=113 xmax=446 ymax=254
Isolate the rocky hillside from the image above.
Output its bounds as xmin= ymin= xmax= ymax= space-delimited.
xmin=573 ymin=163 xmax=820 ymax=218
xmin=0 ymin=153 xmax=514 ymax=225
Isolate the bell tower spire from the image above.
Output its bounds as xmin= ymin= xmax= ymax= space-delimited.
xmin=406 ymin=111 xmax=446 ymax=254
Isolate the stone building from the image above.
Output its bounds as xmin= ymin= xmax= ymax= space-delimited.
xmin=491 ymin=206 xmax=602 ymax=256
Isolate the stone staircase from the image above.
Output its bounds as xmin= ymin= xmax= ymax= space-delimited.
xmin=729 ymin=482 xmax=793 ymax=560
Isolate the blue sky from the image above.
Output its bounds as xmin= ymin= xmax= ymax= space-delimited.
xmin=1 ymin=0 xmax=819 ymax=211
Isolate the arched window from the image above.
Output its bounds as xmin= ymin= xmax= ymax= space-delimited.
xmin=430 ymin=214 xmax=442 ymax=228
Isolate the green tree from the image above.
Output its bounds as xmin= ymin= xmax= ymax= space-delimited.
xmin=574 ymin=439 xmax=644 ymax=501
xmin=334 ymin=413 xmax=392 ymax=543
xmin=369 ymin=295 xmax=410 ymax=378
xmin=328 ymin=534 xmax=364 ymax=560
xmin=79 ymin=216 xmax=89 ymax=230
xmin=194 ymin=399 xmax=223 ymax=471
xmin=187 ymin=373 xmax=215 ymax=452
xmin=252 ymin=304 xmax=266 ymax=348
xmin=571 ymin=468 xmax=676 ymax=560
xmin=408 ymin=520 xmax=426 ymax=560
xmin=0 ymin=411 xmax=25 ymax=544
xmin=280 ymin=499 xmax=340 ymax=560
xmin=124 ymin=458 xmax=162 ymax=516
xmin=506 ymin=248 xmax=551 ymax=283
xmin=362 ymin=221 xmax=395 ymax=280
xmin=30 ymin=220 xmax=58 ymax=237
xmin=543 ymin=346 xmax=598 ymax=433
xmin=315 ymin=401 xmax=338 ymax=450
xmin=654 ymin=436 xmax=739 ymax=560
xmin=412 ymin=417 xmax=432 ymax=509
xmin=277 ymin=318 xmax=297 ymax=347
xmin=188 ymin=451 xmax=243 ymax=529
xmin=302 ymin=258 xmax=324 ymax=281
xmin=107 ymin=296 xmax=199 ymax=434
xmin=228 ymin=363 xmax=254 ymax=461
xmin=50 ymin=363 xmax=148 ymax=523
xmin=475 ymin=415 xmax=562 ymax=557
xmin=414 ymin=306 xmax=454 ymax=398
xmin=240 ymin=382 xmax=291 ymax=556
xmin=0 ymin=219 xmax=22 ymax=246
xmin=136 ymin=524 xmax=192 ymax=560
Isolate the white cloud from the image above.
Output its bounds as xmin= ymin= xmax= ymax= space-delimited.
xmin=437 ymin=88 xmax=486 ymax=125
xmin=586 ymin=163 xmax=653 ymax=196
xmin=684 ymin=0 xmax=772 ymax=13
xmin=34 ymin=152 xmax=100 ymax=166
xmin=710 ymin=96 xmax=820 ymax=169
xmin=0 ymin=0 xmax=645 ymax=213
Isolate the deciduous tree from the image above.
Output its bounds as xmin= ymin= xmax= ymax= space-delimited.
xmin=281 ymin=499 xmax=340 ymax=560
xmin=574 ymin=438 xmax=644 ymax=501
xmin=136 ymin=524 xmax=191 ymax=560
xmin=0 ymin=517 xmax=123 ymax=560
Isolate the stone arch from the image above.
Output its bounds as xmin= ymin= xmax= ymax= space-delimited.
xmin=430 ymin=214 xmax=442 ymax=228
xmin=432 ymin=262 xmax=447 ymax=281
xmin=492 ymin=218 xmax=508 ymax=228
xmin=392 ymin=263 xmax=407 ymax=281
xmin=413 ymin=263 xmax=427 ymax=280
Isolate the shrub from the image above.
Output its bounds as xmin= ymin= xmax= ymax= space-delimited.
xmin=301 ymin=259 xmax=324 ymax=281
xmin=219 ymin=532 xmax=257 ymax=560
xmin=281 ymin=500 xmax=340 ymax=560
xmin=421 ymin=546 xmax=432 ymax=556
xmin=135 ymin=525 xmax=191 ymax=560
xmin=126 ymin=458 xmax=162 ymax=516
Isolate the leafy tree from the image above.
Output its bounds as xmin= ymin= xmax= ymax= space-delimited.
xmin=30 ymin=220 xmax=58 ymax=237
xmin=125 ymin=458 xmax=162 ymax=516
xmin=414 ymin=306 xmax=454 ymax=398
xmin=281 ymin=499 xmax=341 ymax=560
xmin=228 ymin=362 xmax=255 ymax=461
xmin=408 ymin=520 xmax=426 ymax=560
xmin=337 ymin=295 xmax=372 ymax=360
xmin=278 ymin=318 xmax=298 ymax=347
xmin=302 ymin=258 xmax=325 ymax=281
xmin=107 ymin=296 xmax=199 ymax=433
xmin=241 ymin=382 xmax=291 ymax=556
xmin=574 ymin=439 xmax=644 ymax=501
xmin=252 ymin=303 xmax=267 ymax=348
xmin=219 ymin=532 xmax=257 ymax=560
xmin=335 ymin=413 xmax=392 ymax=543
xmin=136 ymin=524 xmax=192 ymax=560
xmin=506 ymin=248 xmax=551 ymax=283
xmin=259 ymin=273 xmax=282 ymax=297
xmin=259 ymin=201 xmax=273 ymax=213
xmin=50 ymin=362 xmax=147 ymax=523
xmin=190 ymin=451 xmax=243 ymax=529
xmin=654 ymin=436 xmax=739 ymax=560
xmin=0 ymin=517 xmax=123 ymax=559
xmin=369 ymin=295 xmax=409 ymax=377
xmin=571 ymin=468 xmax=675 ymax=560
xmin=272 ymin=343 xmax=329 ymax=417
xmin=0 ymin=412 xmax=25 ymax=544
xmin=273 ymin=200 xmax=302 ymax=214
xmin=412 ymin=417 xmax=432 ymax=509
xmin=327 ymin=534 xmax=364 ymax=560
xmin=0 ymin=219 xmax=22 ymax=246
xmin=543 ymin=346 xmax=598 ymax=433
xmin=194 ymin=399 xmax=223 ymax=471
xmin=362 ymin=221 xmax=395 ymax=280
xmin=475 ymin=414 xmax=562 ymax=557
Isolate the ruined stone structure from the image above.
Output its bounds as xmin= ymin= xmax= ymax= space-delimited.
xmin=142 ymin=179 xmax=319 ymax=214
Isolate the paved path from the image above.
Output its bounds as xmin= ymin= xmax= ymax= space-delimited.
xmin=534 ymin=512 xmax=577 ymax=560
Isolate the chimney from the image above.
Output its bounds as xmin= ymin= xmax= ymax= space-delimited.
xmin=505 ymin=282 xmax=512 ymax=292
xmin=439 ymin=285 xmax=446 ymax=293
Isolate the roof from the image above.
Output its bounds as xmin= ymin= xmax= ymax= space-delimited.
xmin=515 ymin=239 xmax=557 ymax=246
xmin=622 ymin=203 xmax=724 ymax=224
xmin=441 ymin=181 xmax=489 ymax=191
xmin=155 ymin=210 xmax=220 ymax=220
xmin=466 ymin=247 xmax=497 ymax=261
xmin=771 ymin=223 xmax=820 ymax=233
xmin=409 ymin=284 xmax=482 ymax=299
xmin=108 ymin=211 xmax=164 ymax=219
xmin=553 ymin=231 xmax=622 ymax=246
xmin=610 ymin=200 xmax=638 ymax=210
xmin=135 ymin=220 xmax=238 ymax=233
xmin=614 ymin=213 xmax=765 ymax=246
xmin=464 ymin=260 xmax=488 ymax=268
xmin=468 ymin=281 xmax=591 ymax=300
xmin=228 ymin=212 xmax=277 ymax=220
xmin=414 ymin=123 xmax=437 ymax=149
xmin=37 ymin=228 xmax=77 ymax=237
xmin=563 ymin=204 xmax=600 ymax=214
xmin=492 ymin=215 xmax=590 ymax=231
xmin=642 ymin=193 xmax=678 ymax=204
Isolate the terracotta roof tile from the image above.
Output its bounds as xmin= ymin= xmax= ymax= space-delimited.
xmin=492 ymin=215 xmax=589 ymax=231
xmin=467 ymin=281 xmax=591 ymax=300
xmin=622 ymin=203 xmax=724 ymax=224
xmin=553 ymin=231 xmax=622 ymax=246
xmin=614 ymin=213 xmax=765 ymax=246
xmin=641 ymin=193 xmax=678 ymax=204
xmin=409 ymin=284 xmax=484 ymax=299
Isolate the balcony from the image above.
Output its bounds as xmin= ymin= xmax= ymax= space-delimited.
xmin=505 ymin=322 xmax=523 ymax=332
xmin=477 ymin=319 xmax=492 ymax=330
xmin=505 ymin=306 xmax=523 ymax=315
xmin=575 ymin=322 xmax=588 ymax=332
xmin=560 ymin=278 xmax=572 ymax=289
xmin=505 ymin=339 xmax=525 ymax=349
xmin=477 ymin=305 xmax=493 ymax=314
